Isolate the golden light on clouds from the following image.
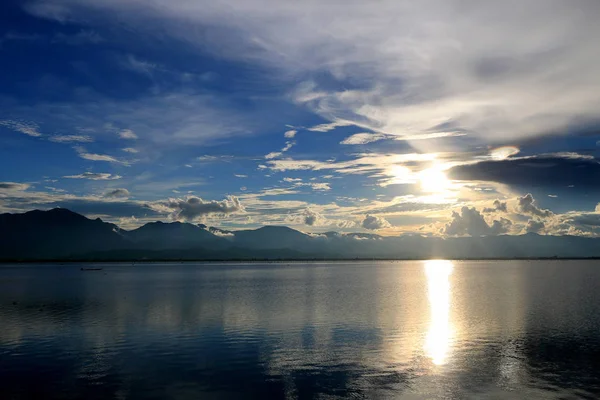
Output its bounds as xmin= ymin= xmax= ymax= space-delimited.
xmin=490 ymin=146 xmax=520 ymax=160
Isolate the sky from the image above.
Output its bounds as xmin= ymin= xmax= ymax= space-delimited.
xmin=1 ymin=0 xmax=600 ymax=237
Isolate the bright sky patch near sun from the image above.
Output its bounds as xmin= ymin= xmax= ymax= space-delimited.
xmin=1 ymin=0 xmax=600 ymax=236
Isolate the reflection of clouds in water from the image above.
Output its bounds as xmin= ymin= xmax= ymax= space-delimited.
xmin=424 ymin=260 xmax=454 ymax=366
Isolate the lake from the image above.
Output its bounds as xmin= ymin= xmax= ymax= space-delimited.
xmin=1 ymin=260 xmax=599 ymax=399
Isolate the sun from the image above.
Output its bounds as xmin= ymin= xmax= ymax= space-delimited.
xmin=419 ymin=166 xmax=450 ymax=193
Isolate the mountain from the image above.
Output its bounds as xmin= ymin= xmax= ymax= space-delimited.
xmin=0 ymin=208 xmax=128 ymax=259
xmin=128 ymin=221 xmax=228 ymax=250
xmin=2 ymin=208 xmax=600 ymax=261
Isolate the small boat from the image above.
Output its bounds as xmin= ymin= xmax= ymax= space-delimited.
xmin=81 ymin=267 xmax=103 ymax=271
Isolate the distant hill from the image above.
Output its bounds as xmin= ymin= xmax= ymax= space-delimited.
xmin=2 ymin=208 xmax=600 ymax=261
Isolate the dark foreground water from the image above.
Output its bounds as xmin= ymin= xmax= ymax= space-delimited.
xmin=1 ymin=261 xmax=600 ymax=399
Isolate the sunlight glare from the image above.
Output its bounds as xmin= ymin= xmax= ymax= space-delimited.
xmin=424 ymin=260 xmax=454 ymax=366
xmin=419 ymin=166 xmax=450 ymax=193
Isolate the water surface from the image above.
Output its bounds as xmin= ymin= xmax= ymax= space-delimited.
xmin=1 ymin=260 xmax=599 ymax=399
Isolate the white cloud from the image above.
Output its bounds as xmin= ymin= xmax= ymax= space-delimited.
xmin=63 ymin=172 xmax=122 ymax=180
xmin=283 ymin=177 xmax=302 ymax=182
xmin=362 ymin=214 xmax=391 ymax=230
xmin=336 ymin=220 xmax=356 ymax=229
xmin=74 ymin=146 xmax=129 ymax=165
xmin=284 ymin=130 xmax=297 ymax=138
xmin=150 ymin=195 xmax=245 ymax=221
xmin=265 ymin=152 xmax=282 ymax=159
xmin=121 ymin=147 xmax=139 ymax=153
xmin=234 ymin=174 xmax=248 ymax=178
xmin=306 ymin=182 xmax=330 ymax=191
xmin=49 ymin=135 xmax=94 ymax=143
xmin=340 ymin=133 xmax=388 ymax=145
xmin=443 ymin=206 xmax=511 ymax=236
xmin=41 ymin=0 xmax=600 ymax=147
xmin=118 ymin=129 xmax=138 ymax=140
xmin=308 ymin=120 xmax=352 ymax=132
xmin=0 ymin=120 xmax=42 ymax=137
xmin=103 ymin=188 xmax=130 ymax=198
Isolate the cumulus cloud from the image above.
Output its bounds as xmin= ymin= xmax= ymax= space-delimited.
xmin=118 ymin=129 xmax=138 ymax=140
xmin=63 ymin=172 xmax=122 ymax=180
xmin=0 ymin=120 xmax=42 ymax=137
xmin=103 ymin=188 xmax=130 ymax=198
xmin=443 ymin=206 xmax=511 ymax=236
xmin=525 ymin=219 xmax=545 ymax=234
xmin=49 ymin=135 xmax=93 ymax=143
xmin=483 ymin=199 xmax=508 ymax=213
xmin=151 ymin=195 xmax=244 ymax=221
xmin=299 ymin=208 xmax=328 ymax=226
xmin=362 ymin=214 xmax=391 ymax=230
xmin=284 ymin=130 xmax=297 ymax=138
xmin=336 ymin=220 xmax=356 ymax=229
xmin=340 ymin=133 xmax=388 ymax=145
xmin=517 ymin=193 xmax=552 ymax=217
xmin=0 ymin=182 xmax=30 ymax=191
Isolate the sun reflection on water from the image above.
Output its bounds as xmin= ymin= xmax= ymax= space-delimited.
xmin=424 ymin=260 xmax=454 ymax=366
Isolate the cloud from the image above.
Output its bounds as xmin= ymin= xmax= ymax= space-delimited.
xmin=265 ymin=141 xmax=295 ymax=159
xmin=25 ymin=0 xmax=600 ymax=147
xmin=448 ymin=154 xmax=600 ymax=191
xmin=299 ymin=208 xmax=328 ymax=226
xmin=306 ymin=182 xmax=330 ymax=191
xmin=362 ymin=214 xmax=391 ymax=230
xmin=118 ymin=129 xmax=138 ymax=140
xmin=340 ymin=133 xmax=388 ymax=145
xmin=336 ymin=220 xmax=356 ymax=229
xmin=443 ymin=206 xmax=511 ymax=236
xmin=307 ymin=121 xmax=352 ymax=132
xmin=517 ymin=193 xmax=552 ymax=218
xmin=0 ymin=120 xmax=42 ymax=137
xmin=265 ymin=152 xmax=282 ymax=159
xmin=121 ymin=147 xmax=138 ymax=153
xmin=234 ymin=174 xmax=248 ymax=178
xmin=103 ymin=188 xmax=130 ymax=198
xmin=0 ymin=182 xmax=30 ymax=191
xmin=284 ymin=130 xmax=297 ymax=138
xmin=48 ymin=135 xmax=93 ymax=143
xmin=525 ymin=219 xmax=545 ymax=234
xmin=150 ymin=195 xmax=245 ymax=221
xmin=63 ymin=172 xmax=122 ymax=180
xmin=483 ymin=199 xmax=508 ymax=213
xmin=74 ymin=146 xmax=129 ymax=165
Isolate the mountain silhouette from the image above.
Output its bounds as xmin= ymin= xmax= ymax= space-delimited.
xmin=2 ymin=208 xmax=600 ymax=261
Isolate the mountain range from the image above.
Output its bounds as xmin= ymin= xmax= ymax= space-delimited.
xmin=2 ymin=208 xmax=600 ymax=261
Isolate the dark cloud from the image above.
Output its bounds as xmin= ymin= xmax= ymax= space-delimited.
xmin=0 ymin=182 xmax=30 ymax=191
xmin=152 ymin=196 xmax=244 ymax=221
xmin=443 ymin=206 xmax=511 ymax=236
xmin=448 ymin=154 xmax=600 ymax=190
xmin=525 ymin=219 xmax=545 ymax=233
xmin=517 ymin=193 xmax=552 ymax=217
xmin=362 ymin=215 xmax=391 ymax=230
xmin=103 ymin=188 xmax=130 ymax=198
xmin=301 ymin=208 xmax=326 ymax=226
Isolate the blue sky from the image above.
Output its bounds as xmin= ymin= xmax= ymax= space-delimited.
xmin=2 ymin=0 xmax=600 ymax=236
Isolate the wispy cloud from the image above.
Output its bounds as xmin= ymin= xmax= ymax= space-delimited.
xmin=118 ymin=129 xmax=138 ymax=140
xmin=121 ymin=147 xmax=139 ymax=153
xmin=74 ymin=146 xmax=129 ymax=165
xmin=0 ymin=120 xmax=42 ymax=137
xmin=63 ymin=172 xmax=122 ymax=180
xmin=49 ymin=135 xmax=93 ymax=143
